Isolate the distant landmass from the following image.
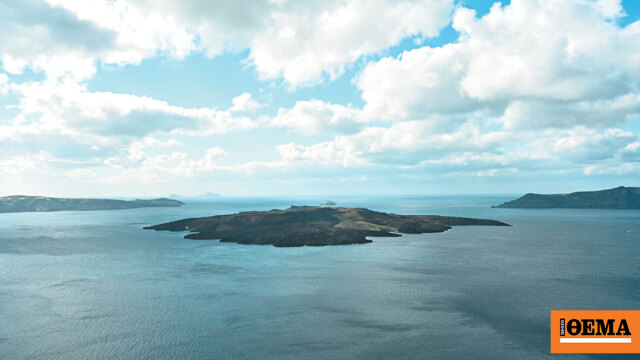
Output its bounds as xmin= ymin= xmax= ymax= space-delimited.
xmin=168 ymin=192 xmax=221 ymax=203
xmin=321 ymin=201 xmax=336 ymax=206
xmin=145 ymin=205 xmax=510 ymax=247
xmin=0 ymin=195 xmax=183 ymax=213
xmin=493 ymin=186 xmax=640 ymax=209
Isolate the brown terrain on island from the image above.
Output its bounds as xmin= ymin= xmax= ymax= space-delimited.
xmin=145 ymin=205 xmax=510 ymax=247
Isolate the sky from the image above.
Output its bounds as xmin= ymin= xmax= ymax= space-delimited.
xmin=0 ymin=0 xmax=639 ymax=197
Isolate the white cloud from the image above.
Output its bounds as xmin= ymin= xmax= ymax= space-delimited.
xmin=8 ymin=80 xmax=259 ymax=139
xmin=0 ymin=151 xmax=98 ymax=178
xmin=268 ymin=119 xmax=511 ymax=168
xmin=269 ymin=100 xmax=362 ymax=135
xmin=623 ymin=141 xmax=640 ymax=155
xmin=453 ymin=1 xmax=633 ymax=101
xmin=1 ymin=0 xmax=639 ymax=192
xmin=0 ymin=0 xmax=192 ymax=82
xmin=358 ymin=44 xmax=483 ymax=120
xmin=101 ymin=146 xmax=228 ymax=182
xmin=0 ymin=0 xmax=117 ymax=80
xmin=5 ymin=0 xmax=453 ymax=87
xmin=356 ymin=0 xmax=640 ymax=129
xmin=266 ymin=0 xmax=640 ymax=139
xmin=499 ymin=94 xmax=640 ymax=130
xmin=593 ymin=0 xmax=625 ymax=19
xmin=44 ymin=0 xmax=195 ymax=65
xmin=247 ymin=0 xmax=454 ymax=87
xmin=156 ymin=0 xmax=453 ymax=87
xmin=66 ymin=168 xmax=97 ymax=179
xmin=183 ymin=147 xmax=227 ymax=170
xmin=276 ymin=141 xmax=367 ymax=167
xmin=122 ymin=0 xmax=454 ymax=86
xmin=0 ymin=73 xmax=9 ymax=94
xmin=0 ymin=152 xmax=52 ymax=176
xmin=259 ymin=121 xmax=639 ymax=180
xmin=584 ymin=162 xmax=640 ymax=175
xmin=229 ymin=92 xmax=261 ymax=113
xmin=526 ymin=128 xmax=638 ymax=163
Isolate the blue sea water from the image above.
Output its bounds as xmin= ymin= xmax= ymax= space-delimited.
xmin=0 ymin=196 xmax=639 ymax=359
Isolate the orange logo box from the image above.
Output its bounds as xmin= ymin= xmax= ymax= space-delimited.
xmin=551 ymin=310 xmax=640 ymax=353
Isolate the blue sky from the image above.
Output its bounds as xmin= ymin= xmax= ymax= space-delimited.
xmin=0 ymin=0 xmax=639 ymax=197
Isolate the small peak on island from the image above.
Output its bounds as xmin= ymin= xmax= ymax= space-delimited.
xmin=288 ymin=205 xmax=316 ymax=210
xmin=493 ymin=186 xmax=640 ymax=209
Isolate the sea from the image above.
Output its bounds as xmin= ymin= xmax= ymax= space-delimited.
xmin=1 ymin=195 xmax=639 ymax=359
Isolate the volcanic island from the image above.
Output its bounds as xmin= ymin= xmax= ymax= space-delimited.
xmin=145 ymin=205 xmax=510 ymax=247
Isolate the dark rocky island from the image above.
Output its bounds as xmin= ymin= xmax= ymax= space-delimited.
xmin=0 ymin=195 xmax=183 ymax=213
xmin=145 ymin=206 xmax=510 ymax=247
xmin=493 ymin=186 xmax=640 ymax=209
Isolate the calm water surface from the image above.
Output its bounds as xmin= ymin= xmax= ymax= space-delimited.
xmin=1 ymin=196 xmax=639 ymax=359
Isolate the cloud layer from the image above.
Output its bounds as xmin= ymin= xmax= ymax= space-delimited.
xmin=0 ymin=0 xmax=639 ymax=195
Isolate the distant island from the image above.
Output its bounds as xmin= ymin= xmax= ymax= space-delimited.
xmin=0 ymin=195 xmax=183 ymax=213
xmin=145 ymin=206 xmax=510 ymax=247
xmin=168 ymin=192 xmax=221 ymax=203
xmin=493 ymin=186 xmax=640 ymax=209
xmin=321 ymin=201 xmax=337 ymax=206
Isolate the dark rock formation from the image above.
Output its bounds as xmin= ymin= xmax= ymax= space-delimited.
xmin=493 ymin=186 xmax=640 ymax=209
xmin=145 ymin=205 xmax=510 ymax=247
xmin=0 ymin=195 xmax=183 ymax=213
